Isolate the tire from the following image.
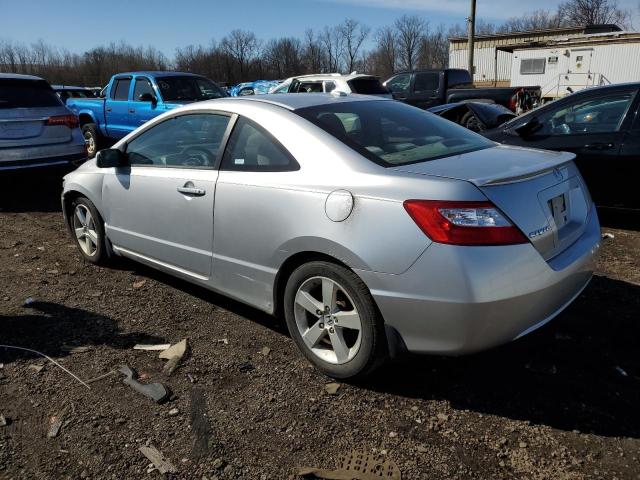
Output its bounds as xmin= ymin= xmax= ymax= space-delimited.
xmin=461 ymin=111 xmax=482 ymax=132
xmin=82 ymin=123 xmax=100 ymax=158
xmin=69 ymin=196 xmax=108 ymax=265
xmin=284 ymin=261 xmax=387 ymax=379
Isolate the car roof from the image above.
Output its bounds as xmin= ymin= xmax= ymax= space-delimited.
xmin=566 ymin=82 xmax=640 ymax=94
xmin=114 ymin=71 xmax=205 ymax=78
xmin=51 ymin=85 xmax=91 ymax=90
xmin=198 ymin=92 xmax=391 ymax=111
xmin=295 ymin=73 xmax=377 ymax=82
xmin=0 ymin=73 xmax=45 ymax=81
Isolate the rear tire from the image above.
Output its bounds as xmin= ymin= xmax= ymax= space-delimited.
xmin=82 ymin=123 xmax=100 ymax=157
xmin=284 ymin=261 xmax=387 ymax=379
xmin=69 ymin=196 xmax=108 ymax=265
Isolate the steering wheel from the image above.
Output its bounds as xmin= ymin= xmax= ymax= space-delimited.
xmin=181 ymin=146 xmax=215 ymax=167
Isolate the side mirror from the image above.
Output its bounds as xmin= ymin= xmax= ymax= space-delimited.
xmin=514 ymin=116 xmax=542 ymax=137
xmin=96 ymin=148 xmax=127 ymax=168
xmin=138 ymin=92 xmax=157 ymax=105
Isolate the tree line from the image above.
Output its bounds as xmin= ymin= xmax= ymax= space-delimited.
xmin=0 ymin=0 xmax=632 ymax=87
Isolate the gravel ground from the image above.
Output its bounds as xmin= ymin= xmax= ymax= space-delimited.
xmin=1 ymin=171 xmax=639 ymax=480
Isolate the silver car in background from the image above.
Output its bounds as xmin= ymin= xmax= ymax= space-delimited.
xmin=0 ymin=73 xmax=86 ymax=171
xmin=61 ymin=93 xmax=600 ymax=379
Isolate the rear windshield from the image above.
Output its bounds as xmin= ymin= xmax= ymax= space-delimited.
xmin=296 ymin=100 xmax=494 ymax=167
xmin=156 ymin=76 xmax=225 ymax=102
xmin=0 ymin=79 xmax=62 ymax=109
xmin=347 ymin=77 xmax=389 ymax=95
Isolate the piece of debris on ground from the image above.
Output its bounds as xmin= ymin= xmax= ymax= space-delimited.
xmin=139 ymin=445 xmax=177 ymax=474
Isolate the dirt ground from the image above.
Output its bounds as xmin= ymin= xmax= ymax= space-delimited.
xmin=0 ymin=170 xmax=639 ymax=480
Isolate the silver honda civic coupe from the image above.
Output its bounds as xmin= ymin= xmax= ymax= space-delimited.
xmin=61 ymin=93 xmax=600 ymax=379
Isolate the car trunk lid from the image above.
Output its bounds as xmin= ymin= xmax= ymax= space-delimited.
xmin=0 ymin=107 xmax=73 ymax=147
xmin=391 ymin=145 xmax=592 ymax=260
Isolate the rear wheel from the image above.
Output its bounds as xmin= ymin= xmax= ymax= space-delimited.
xmin=70 ymin=196 xmax=108 ymax=265
xmin=284 ymin=261 xmax=387 ymax=379
xmin=82 ymin=123 xmax=100 ymax=157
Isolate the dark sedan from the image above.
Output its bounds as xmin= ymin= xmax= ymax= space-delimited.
xmin=482 ymin=83 xmax=640 ymax=211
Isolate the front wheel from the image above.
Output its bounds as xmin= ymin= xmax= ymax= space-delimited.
xmin=70 ymin=196 xmax=108 ymax=265
xmin=284 ymin=261 xmax=387 ymax=379
xmin=461 ymin=111 xmax=482 ymax=132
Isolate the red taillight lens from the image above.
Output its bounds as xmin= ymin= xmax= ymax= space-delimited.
xmin=403 ymin=200 xmax=528 ymax=246
xmin=46 ymin=114 xmax=79 ymax=129
xmin=508 ymin=94 xmax=517 ymax=112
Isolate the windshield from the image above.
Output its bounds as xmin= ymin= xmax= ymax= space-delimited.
xmin=156 ymin=76 xmax=225 ymax=102
xmin=0 ymin=79 xmax=62 ymax=109
xmin=296 ymin=100 xmax=494 ymax=167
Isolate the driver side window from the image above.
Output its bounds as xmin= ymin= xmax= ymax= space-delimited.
xmin=538 ymin=92 xmax=634 ymax=136
xmin=126 ymin=114 xmax=230 ymax=168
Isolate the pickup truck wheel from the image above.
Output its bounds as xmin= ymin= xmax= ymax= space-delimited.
xmin=82 ymin=123 xmax=100 ymax=157
xmin=461 ymin=111 xmax=482 ymax=132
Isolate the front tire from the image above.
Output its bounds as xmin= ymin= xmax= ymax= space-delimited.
xmin=461 ymin=111 xmax=482 ymax=132
xmin=70 ymin=197 xmax=108 ymax=265
xmin=284 ymin=261 xmax=387 ymax=379
xmin=82 ymin=123 xmax=100 ymax=158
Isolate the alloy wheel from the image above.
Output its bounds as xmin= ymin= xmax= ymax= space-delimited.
xmin=293 ymin=276 xmax=362 ymax=364
xmin=73 ymin=204 xmax=98 ymax=257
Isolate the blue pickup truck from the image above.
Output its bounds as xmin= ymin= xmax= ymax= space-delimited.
xmin=66 ymin=71 xmax=226 ymax=156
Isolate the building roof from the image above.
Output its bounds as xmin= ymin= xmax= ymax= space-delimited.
xmin=449 ymin=24 xmax=621 ymax=42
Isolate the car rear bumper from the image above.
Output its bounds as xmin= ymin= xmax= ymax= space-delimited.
xmin=0 ymin=146 xmax=86 ymax=171
xmin=356 ymin=207 xmax=601 ymax=355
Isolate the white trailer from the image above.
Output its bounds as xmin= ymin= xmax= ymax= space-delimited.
xmin=509 ymin=32 xmax=640 ymax=100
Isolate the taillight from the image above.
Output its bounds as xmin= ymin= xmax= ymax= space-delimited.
xmin=508 ymin=94 xmax=517 ymax=112
xmin=46 ymin=114 xmax=79 ymax=129
xmin=403 ymin=200 xmax=528 ymax=246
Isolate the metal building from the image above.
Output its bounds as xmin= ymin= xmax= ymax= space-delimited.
xmin=449 ymin=24 xmax=622 ymax=86
xmin=509 ymin=31 xmax=640 ymax=100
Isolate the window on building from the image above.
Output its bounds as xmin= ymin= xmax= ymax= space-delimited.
xmin=520 ymin=58 xmax=546 ymax=75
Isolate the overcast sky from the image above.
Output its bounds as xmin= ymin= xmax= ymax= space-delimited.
xmin=1 ymin=0 xmax=638 ymax=56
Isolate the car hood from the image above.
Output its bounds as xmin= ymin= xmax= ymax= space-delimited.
xmin=390 ymin=144 xmax=575 ymax=187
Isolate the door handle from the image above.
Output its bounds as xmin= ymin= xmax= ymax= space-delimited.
xmin=128 ymin=108 xmax=135 ymax=113
xmin=106 ymin=107 xmax=112 ymax=112
xmin=177 ymin=184 xmax=206 ymax=196
xmin=584 ymin=142 xmax=614 ymax=150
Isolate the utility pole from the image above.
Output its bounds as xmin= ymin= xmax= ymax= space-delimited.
xmin=467 ymin=0 xmax=476 ymax=81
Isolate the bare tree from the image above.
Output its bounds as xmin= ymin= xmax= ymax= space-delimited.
xmin=220 ymin=30 xmax=259 ymax=80
xmin=321 ymin=25 xmax=344 ymax=72
xmin=394 ymin=15 xmax=426 ymax=71
xmin=302 ymin=29 xmax=325 ymax=73
xmin=557 ymin=0 xmax=630 ymax=27
xmin=374 ymin=26 xmax=398 ymax=77
xmin=500 ymin=9 xmax=563 ymax=32
xmin=338 ymin=18 xmax=370 ymax=73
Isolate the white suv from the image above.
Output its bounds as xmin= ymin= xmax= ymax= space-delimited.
xmin=270 ymin=73 xmax=391 ymax=97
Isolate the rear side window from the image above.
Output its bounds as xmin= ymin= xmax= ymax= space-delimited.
xmin=447 ymin=70 xmax=472 ymax=88
xmin=413 ymin=73 xmax=440 ymax=92
xmin=0 ymin=79 xmax=62 ymax=108
xmin=296 ymin=100 xmax=493 ymax=167
xmin=112 ymin=78 xmax=131 ymax=100
xmin=298 ymin=82 xmax=323 ymax=93
xmin=347 ymin=77 xmax=388 ymax=95
xmin=221 ymin=117 xmax=299 ymax=172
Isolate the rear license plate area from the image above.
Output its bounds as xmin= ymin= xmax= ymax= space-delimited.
xmin=548 ymin=194 xmax=568 ymax=229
